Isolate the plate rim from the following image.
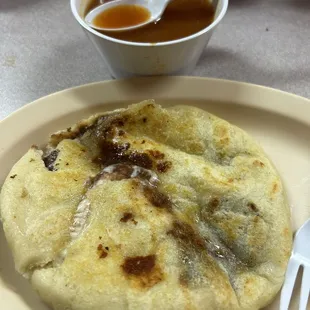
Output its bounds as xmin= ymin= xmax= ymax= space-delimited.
xmin=1 ymin=76 xmax=310 ymax=125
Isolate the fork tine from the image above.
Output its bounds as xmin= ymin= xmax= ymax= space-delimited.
xmin=299 ymin=264 xmax=310 ymax=310
xmin=280 ymin=257 xmax=300 ymax=310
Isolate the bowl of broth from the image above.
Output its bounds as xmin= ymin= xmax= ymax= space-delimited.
xmin=71 ymin=0 xmax=228 ymax=78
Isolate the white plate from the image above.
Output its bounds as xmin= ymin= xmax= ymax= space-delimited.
xmin=0 ymin=77 xmax=309 ymax=310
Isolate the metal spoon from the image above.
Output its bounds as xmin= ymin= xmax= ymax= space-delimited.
xmin=84 ymin=0 xmax=172 ymax=32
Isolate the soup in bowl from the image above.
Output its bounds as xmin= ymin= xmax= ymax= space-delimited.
xmin=70 ymin=0 xmax=228 ymax=78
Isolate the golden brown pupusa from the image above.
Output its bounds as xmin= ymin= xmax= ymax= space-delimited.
xmin=0 ymin=100 xmax=292 ymax=310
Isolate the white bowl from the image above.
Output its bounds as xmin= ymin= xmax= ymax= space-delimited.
xmin=70 ymin=0 xmax=228 ymax=78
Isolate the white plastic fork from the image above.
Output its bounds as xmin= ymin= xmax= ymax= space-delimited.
xmin=280 ymin=219 xmax=310 ymax=310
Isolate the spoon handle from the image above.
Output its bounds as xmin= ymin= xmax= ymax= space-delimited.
xmin=150 ymin=0 xmax=173 ymax=18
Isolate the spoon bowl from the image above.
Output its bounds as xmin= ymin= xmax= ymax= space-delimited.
xmin=85 ymin=0 xmax=172 ymax=32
